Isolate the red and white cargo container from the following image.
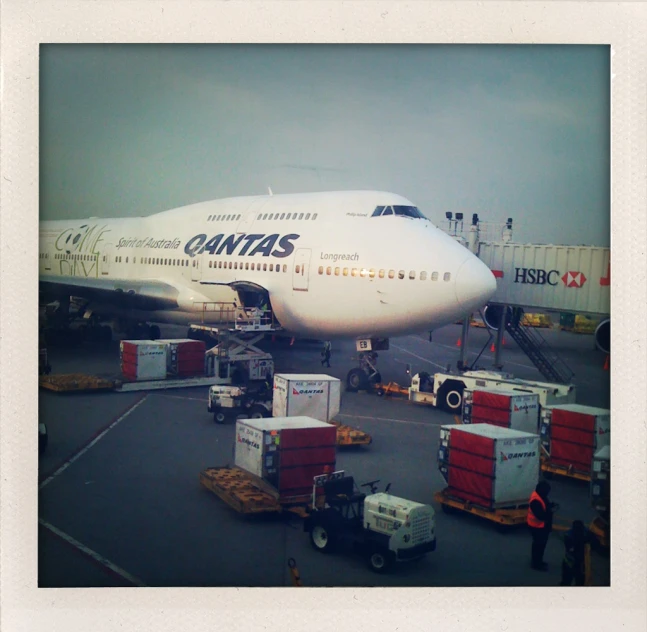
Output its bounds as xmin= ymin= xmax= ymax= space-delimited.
xmin=540 ymin=404 xmax=610 ymax=474
xmin=438 ymin=424 xmax=540 ymax=509
xmin=164 ymin=339 xmax=206 ymax=377
xmin=462 ymin=389 xmax=540 ymax=434
xmin=120 ymin=340 xmax=168 ymax=381
xmin=234 ymin=416 xmax=337 ymax=503
xmin=272 ymin=374 xmax=341 ymax=422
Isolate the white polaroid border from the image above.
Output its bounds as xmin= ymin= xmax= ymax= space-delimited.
xmin=1 ymin=2 xmax=646 ymax=631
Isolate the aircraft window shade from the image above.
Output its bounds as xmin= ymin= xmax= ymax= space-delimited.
xmin=398 ymin=270 xmax=405 ymax=280
xmin=263 ymin=263 xmax=267 ymax=271
xmin=276 ymin=266 xmax=280 ymax=273
xmin=326 ymin=267 xmax=332 ymax=275
xmin=268 ymin=214 xmax=274 ymax=220
xmin=280 ymin=213 xmax=285 ymax=220
xmin=379 ymin=269 xmax=385 ymax=278
xmin=234 ymin=262 xmax=238 ymax=270
xmin=298 ymin=213 xmax=304 ymax=220
xmin=296 ymin=264 xmax=301 ymax=274
xmin=209 ymin=261 xmax=212 ymax=268
xmin=262 ymin=214 xmax=268 ymax=220
xmin=444 ymin=272 xmax=451 ymax=282
xmin=251 ymin=263 xmax=255 ymax=270
xmin=334 ymin=267 xmax=340 ymax=276
xmin=312 ymin=213 xmax=318 ymax=220
xmin=351 ymin=268 xmax=358 ymax=277
xmin=208 ymin=215 xmax=212 ymax=221
xmin=283 ymin=264 xmax=287 ymax=272
xmin=369 ymin=269 xmax=375 ymax=278
xmin=270 ymin=264 xmax=274 ymax=272
xmin=286 ymin=213 xmax=291 ymax=220
xmin=305 ymin=213 xmax=311 ymax=220
xmin=360 ymin=269 xmax=367 ymax=278
xmin=343 ymin=268 xmax=348 ymax=276
xmin=420 ymin=271 xmax=427 ymax=280
xmin=245 ymin=262 xmax=249 ymax=270
xmin=409 ymin=270 xmax=416 ymax=280
xmin=237 ymin=215 xmax=241 ymax=220
xmin=431 ymin=271 xmax=438 ymax=281
xmin=388 ymin=270 xmax=395 ymax=279
xmin=229 ymin=262 xmax=233 ymax=269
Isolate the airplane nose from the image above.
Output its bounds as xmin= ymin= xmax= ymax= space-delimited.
xmin=455 ymin=256 xmax=497 ymax=313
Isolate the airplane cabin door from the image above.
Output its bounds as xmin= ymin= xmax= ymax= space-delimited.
xmin=100 ymin=243 xmax=113 ymax=275
xmin=191 ymin=254 xmax=202 ymax=282
xmin=292 ymin=248 xmax=311 ymax=292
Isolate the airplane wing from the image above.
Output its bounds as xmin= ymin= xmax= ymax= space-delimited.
xmin=39 ymin=275 xmax=180 ymax=311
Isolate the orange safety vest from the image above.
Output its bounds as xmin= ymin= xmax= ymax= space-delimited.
xmin=527 ymin=491 xmax=546 ymax=529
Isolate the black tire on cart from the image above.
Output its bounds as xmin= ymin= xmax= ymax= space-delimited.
xmin=309 ymin=515 xmax=337 ymax=553
xmin=213 ymin=409 xmax=232 ymax=425
xmin=247 ymin=404 xmax=269 ymax=419
xmin=346 ymin=368 xmax=369 ymax=392
xmin=366 ymin=548 xmax=395 ymax=573
xmin=439 ymin=380 xmax=465 ymax=413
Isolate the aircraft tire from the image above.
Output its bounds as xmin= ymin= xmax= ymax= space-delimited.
xmin=346 ymin=368 xmax=369 ymax=392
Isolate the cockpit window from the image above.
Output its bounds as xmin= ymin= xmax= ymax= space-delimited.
xmin=372 ymin=205 xmax=425 ymax=219
xmin=371 ymin=206 xmax=385 ymax=217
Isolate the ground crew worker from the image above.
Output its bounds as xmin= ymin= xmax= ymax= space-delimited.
xmin=321 ymin=341 xmax=332 ymax=368
xmin=527 ymin=480 xmax=555 ymax=571
xmin=560 ymin=520 xmax=593 ymax=586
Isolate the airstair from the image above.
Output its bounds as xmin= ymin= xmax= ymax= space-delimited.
xmin=505 ymin=309 xmax=574 ymax=384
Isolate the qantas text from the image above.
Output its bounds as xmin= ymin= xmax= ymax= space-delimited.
xmin=184 ymin=233 xmax=300 ymax=258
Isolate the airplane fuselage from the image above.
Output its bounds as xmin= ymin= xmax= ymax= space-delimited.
xmin=39 ymin=191 xmax=497 ymax=338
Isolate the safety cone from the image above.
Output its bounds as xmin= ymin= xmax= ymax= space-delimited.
xmin=603 ymin=355 xmax=609 ymax=370
xmin=490 ymin=342 xmax=496 ymax=353
xmin=456 ymin=338 xmax=462 ymax=348
xmin=502 ymin=336 xmax=506 ymax=346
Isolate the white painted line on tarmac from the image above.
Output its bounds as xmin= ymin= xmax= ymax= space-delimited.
xmin=390 ymin=343 xmax=447 ymax=370
xmin=39 ymin=395 xmax=148 ymax=490
xmin=337 ymin=413 xmax=447 ymax=427
xmin=39 ymin=519 xmax=147 ymax=587
xmin=155 ymin=393 xmax=205 ymax=402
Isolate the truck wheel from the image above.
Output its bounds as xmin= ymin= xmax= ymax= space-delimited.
xmin=213 ymin=410 xmax=230 ymax=424
xmin=346 ymin=368 xmax=368 ymax=392
xmin=309 ymin=520 xmax=336 ymax=553
xmin=367 ymin=549 xmax=394 ymax=573
xmin=440 ymin=380 xmax=465 ymax=413
xmin=248 ymin=404 xmax=269 ymax=419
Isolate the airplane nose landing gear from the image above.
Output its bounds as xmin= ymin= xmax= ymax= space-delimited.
xmin=345 ymin=338 xmax=388 ymax=392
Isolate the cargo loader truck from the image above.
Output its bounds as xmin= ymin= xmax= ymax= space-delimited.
xmin=304 ymin=471 xmax=436 ymax=572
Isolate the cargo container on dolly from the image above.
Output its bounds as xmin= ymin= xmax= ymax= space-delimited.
xmin=435 ymin=424 xmax=545 ymax=529
xmin=539 ymin=404 xmax=610 ymax=482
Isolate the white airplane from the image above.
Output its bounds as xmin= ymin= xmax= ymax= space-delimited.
xmin=39 ymin=190 xmax=496 ymax=388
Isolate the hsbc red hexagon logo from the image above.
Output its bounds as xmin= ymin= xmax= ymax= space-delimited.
xmin=561 ymin=271 xmax=587 ymax=288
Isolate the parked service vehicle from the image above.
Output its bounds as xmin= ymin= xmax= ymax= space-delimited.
xmin=304 ymin=471 xmax=436 ymax=573
xmin=409 ymin=369 xmax=576 ymax=414
xmin=207 ymin=383 xmax=272 ymax=424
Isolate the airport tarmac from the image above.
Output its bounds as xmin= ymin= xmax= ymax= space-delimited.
xmin=38 ymin=323 xmax=610 ymax=588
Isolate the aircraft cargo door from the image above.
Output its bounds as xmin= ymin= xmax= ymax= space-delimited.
xmin=293 ymin=248 xmax=311 ymax=292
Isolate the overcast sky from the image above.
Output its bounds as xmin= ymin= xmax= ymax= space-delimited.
xmin=40 ymin=45 xmax=610 ymax=246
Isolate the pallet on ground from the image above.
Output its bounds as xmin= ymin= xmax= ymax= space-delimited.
xmin=39 ymin=373 xmax=115 ymax=393
xmin=374 ymin=382 xmax=409 ymax=397
xmin=433 ymin=488 xmax=530 ymax=527
xmin=541 ymin=456 xmax=592 ymax=482
xmin=329 ymin=421 xmax=372 ymax=447
xmin=199 ymin=466 xmax=313 ymax=517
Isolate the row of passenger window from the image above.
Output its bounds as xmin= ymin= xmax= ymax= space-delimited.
xmin=206 ymin=212 xmax=319 ymax=222
xmin=53 ymin=253 xmax=96 ymax=261
xmin=317 ymin=266 xmax=451 ymax=281
xmin=208 ymin=260 xmax=287 ymax=273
